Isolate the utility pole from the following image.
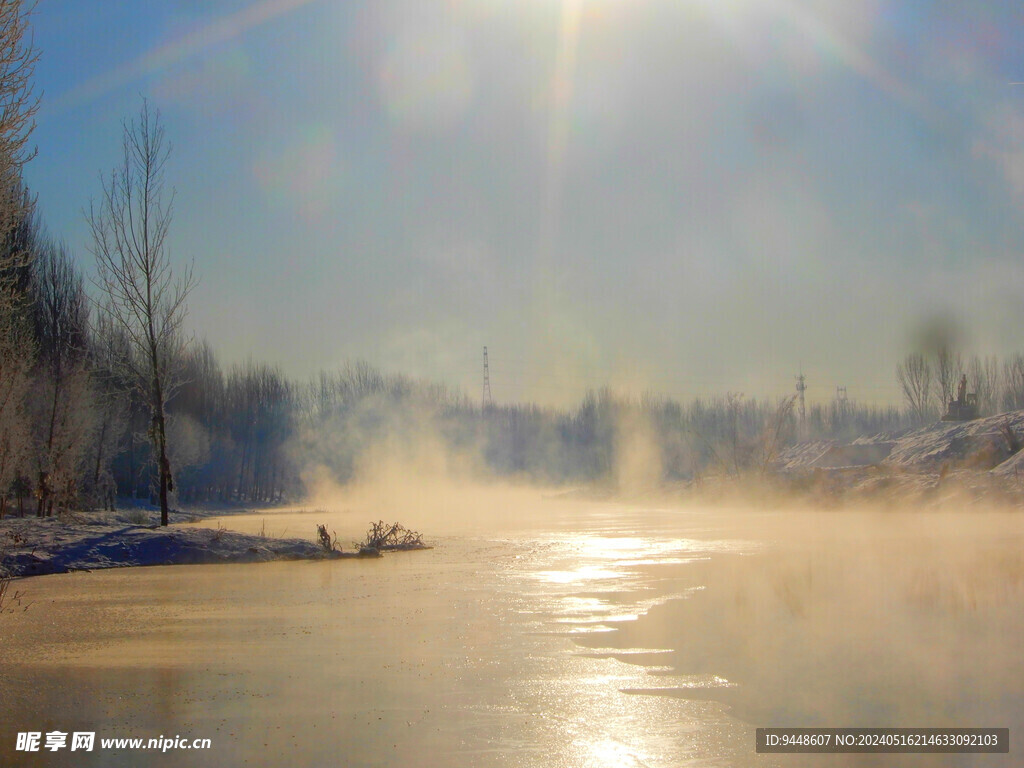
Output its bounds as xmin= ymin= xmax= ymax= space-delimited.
xmin=482 ymin=346 xmax=492 ymax=410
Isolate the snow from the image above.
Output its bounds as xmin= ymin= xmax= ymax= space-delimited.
xmin=779 ymin=411 xmax=1024 ymax=473
xmin=776 ymin=440 xmax=836 ymax=470
xmin=883 ymin=414 xmax=1020 ymax=468
xmin=0 ymin=506 xmax=371 ymax=579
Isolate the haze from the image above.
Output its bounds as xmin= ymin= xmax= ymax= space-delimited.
xmin=22 ymin=0 xmax=1024 ymax=406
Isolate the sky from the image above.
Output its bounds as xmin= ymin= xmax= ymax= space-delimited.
xmin=21 ymin=0 xmax=1024 ymax=408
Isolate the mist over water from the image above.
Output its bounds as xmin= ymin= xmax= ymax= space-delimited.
xmin=8 ymin=2 xmax=1024 ymax=766
xmin=3 ymin=484 xmax=1022 ymax=767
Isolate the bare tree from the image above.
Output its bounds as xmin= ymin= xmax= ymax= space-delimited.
xmin=0 ymin=315 xmax=28 ymax=515
xmin=1003 ymin=354 xmax=1024 ymax=412
xmin=933 ymin=346 xmax=962 ymax=414
xmin=896 ymin=353 xmax=933 ymax=424
xmin=30 ymin=239 xmax=93 ymax=515
xmin=758 ymin=395 xmax=796 ymax=472
xmin=0 ymin=1 xmax=38 ymax=518
xmin=224 ymin=361 xmax=293 ymax=502
xmin=0 ymin=187 xmax=32 ymax=519
xmin=83 ymin=311 xmax=129 ymax=510
xmin=967 ymin=354 xmax=1000 ymax=418
xmin=88 ymin=100 xmax=195 ymax=526
xmin=0 ymin=0 xmax=37 ymax=242
xmin=726 ymin=391 xmax=745 ymax=476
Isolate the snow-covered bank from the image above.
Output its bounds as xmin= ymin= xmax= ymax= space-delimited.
xmin=0 ymin=507 xmax=374 ymax=579
xmin=759 ymin=411 xmax=1024 ymax=507
xmin=779 ymin=409 xmax=1024 ymax=473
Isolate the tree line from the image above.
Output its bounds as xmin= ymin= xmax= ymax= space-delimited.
xmin=1 ymin=287 xmax=926 ymax=515
xmin=896 ymin=350 xmax=1023 ymax=424
xmin=0 ymin=1 xmax=1018 ymax=519
xmin=0 ymin=0 xmax=926 ymax=517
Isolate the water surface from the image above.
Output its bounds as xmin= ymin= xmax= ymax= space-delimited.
xmin=2 ymin=499 xmax=1021 ymax=767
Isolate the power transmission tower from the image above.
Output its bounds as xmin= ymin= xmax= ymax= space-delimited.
xmin=482 ymin=346 xmax=492 ymax=410
xmin=795 ymin=371 xmax=807 ymax=436
xmin=835 ymin=385 xmax=848 ymax=426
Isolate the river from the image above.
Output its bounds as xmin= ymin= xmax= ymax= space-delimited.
xmin=2 ymin=495 xmax=1021 ymax=767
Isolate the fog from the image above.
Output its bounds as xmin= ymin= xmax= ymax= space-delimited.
xmin=5 ymin=479 xmax=1022 ymax=766
xmin=6 ymin=339 xmax=1017 ymax=765
xmin=289 ymin=398 xmax=1024 ymax=758
xmin=263 ymin=397 xmax=1024 ymax=751
xmin=585 ymin=508 xmax=1024 ymax=726
xmin=5 ymin=1 xmax=1024 ymax=764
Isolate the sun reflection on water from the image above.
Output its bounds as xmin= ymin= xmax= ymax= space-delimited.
xmin=484 ymin=513 xmax=762 ymax=766
xmin=574 ymin=736 xmax=653 ymax=768
xmin=519 ymin=529 xmax=750 ymax=633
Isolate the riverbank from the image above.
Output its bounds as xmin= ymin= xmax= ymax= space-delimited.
xmin=3 ymin=500 xmax=1021 ymax=767
xmin=0 ymin=505 xmax=374 ymax=579
xmin=0 ymin=503 xmax=765 ymax=768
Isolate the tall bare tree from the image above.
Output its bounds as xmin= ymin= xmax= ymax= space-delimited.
xmin=84 ymin=312 xmax=128 ymax=510
xmin=89 ymin=100 xmax=195 ymax=526
xmin=0 ymin=1 xmax=38 ymax=518
xmin=1003 ymin=354 xmax=1024 ymax=412
xmin=896 ymin=353 xmax=933 ymax=424
xmin=0 ymin=0 xmax=36 ymax=241
xmin=967 ymin=354 xmax=1000 ymax=418
xmin=30 ymin=239 xmax=92 ymax=515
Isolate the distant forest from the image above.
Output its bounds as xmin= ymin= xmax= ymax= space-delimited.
xmin=10 ymin=191 xmax=1024 ymax=514
xmin=2 ymin=2 xmax=1024 ymax=517
xmin=10 ymin=215 xmax=1024 ymax=518
xmin=10 ymin=155 xmax=1024 ymax=514
xmin=10 ymin=162 xmax=1024 ymax=514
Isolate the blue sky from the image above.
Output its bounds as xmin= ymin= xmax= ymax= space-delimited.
xmin=22 ymin=0 xmax=1024 ymax=406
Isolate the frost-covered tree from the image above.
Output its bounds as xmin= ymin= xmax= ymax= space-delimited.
xmin=967 ymin=354 xmax=1000 ymax=418
xmin=30 ymin=239 xmax=93 ymax=515
xmin=82 ymin=312 xmax=128 ymax=509
xmin=89 ymin=100 xmax=195 ymax=526
xmin=0 ymin=0 xmax=37 ymax=516
xmin=0 ymin=0 xmax=36 ymax=239
xmin=896 ymin=353 xmax=933 ymax=424
xmin=1002 ymin=354 xmax=1024 ymax=412
xmin=223 ymin=361 xmax=293 ymax=502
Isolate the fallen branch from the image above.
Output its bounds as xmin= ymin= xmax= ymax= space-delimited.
xmin=358 ymin=520 xmax=426 ymax=551
xmin=0 ymin=578 xmax=28 ymax=613
xmin=316 ymin=524 xmax=339 ymax=553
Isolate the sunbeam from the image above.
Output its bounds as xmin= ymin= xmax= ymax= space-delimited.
xmin=44 ymin=0 xmax=320 ymax=116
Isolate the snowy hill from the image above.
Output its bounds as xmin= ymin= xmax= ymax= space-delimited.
xmin=884 ymin=410 xmax=1024 ymax=470
xmin=780 ymin=410 xmax=1024 ymax=473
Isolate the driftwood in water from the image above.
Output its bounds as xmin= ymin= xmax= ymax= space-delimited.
xmin=359 ymin=520 xmax=426 ymax=551
xmin=316 ymin=524 xmax=337 ymax=553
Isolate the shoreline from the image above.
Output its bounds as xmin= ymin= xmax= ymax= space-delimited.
xmin=3 ymin=459 xmax=1020 ymax=582
xmin=0 ymin=504 xmax=381 ymax=580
